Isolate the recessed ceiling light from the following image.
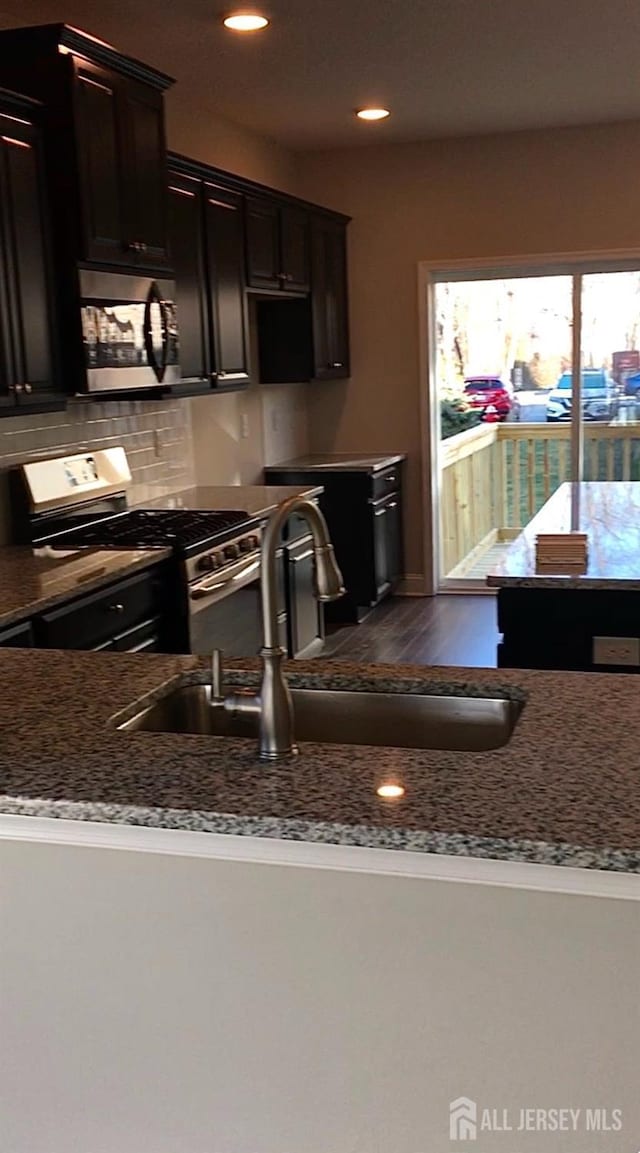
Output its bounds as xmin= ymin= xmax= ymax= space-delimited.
xmin=376 ymin=783 xmax=405 ymax=799
xmin=356 ymin=108 xmax=391 ymax=122
xmin=223 ymin=12 xmax=269 ymax=31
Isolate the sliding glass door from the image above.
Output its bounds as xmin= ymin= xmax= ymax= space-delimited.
xmin=432 ymin=261 xmax=640 ymax=590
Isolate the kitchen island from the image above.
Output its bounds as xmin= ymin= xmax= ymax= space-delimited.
xmin=1 ymin=647 xmax=638 ymax=882
xmin=1 ymin=649 xmax=638 ymax=1153
xmin=488 ymin=480 xmax=640 ymax=669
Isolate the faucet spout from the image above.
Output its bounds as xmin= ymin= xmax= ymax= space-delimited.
xmin=224 ymin=495 xmax=345 ymax=760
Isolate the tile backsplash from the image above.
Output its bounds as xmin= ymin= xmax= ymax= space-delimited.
xmin=0 ymin=398 xmax=194 ymax=544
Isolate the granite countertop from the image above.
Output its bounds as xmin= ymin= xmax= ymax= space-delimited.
xmin=264 ymin=453 xmax=406 ymax=473
xmin=0 ymin=546 xmax=171 ymax=630
xmin=139 ymin=484 xmax=324 ymax=518
xmin=1 ymin=649 xmax=638 ymax=874
xmin=487 ymin=481 xmax=640 ymax=589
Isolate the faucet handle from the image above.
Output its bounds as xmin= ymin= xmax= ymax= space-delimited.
xmin=211 ymin=649 xmax=224 ymax=701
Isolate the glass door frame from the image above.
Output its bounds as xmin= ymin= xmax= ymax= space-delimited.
xmin=419 ymin=251 xmax=640 ymax=593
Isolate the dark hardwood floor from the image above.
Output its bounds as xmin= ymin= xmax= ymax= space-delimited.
xmin=321 ymin=594 xmax=499 ymax=668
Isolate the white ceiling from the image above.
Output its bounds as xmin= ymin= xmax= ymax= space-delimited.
xmin=1 ymin=0 xmax=639 ymax=150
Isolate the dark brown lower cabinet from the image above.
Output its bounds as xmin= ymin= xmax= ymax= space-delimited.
xmin=34 ymin=565 xmax=182 ymax=653
xmin=265 ymin=461 xmax=404 ymax=625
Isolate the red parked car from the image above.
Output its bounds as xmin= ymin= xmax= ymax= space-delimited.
xmin=463 ymin=376 xmax=520 ymax=422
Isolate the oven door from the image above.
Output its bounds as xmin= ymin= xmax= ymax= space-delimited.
xmin=188 ymin=557 xmax=264 ymax=657
xmin=79 ymin=271 xmax=180 ymax=393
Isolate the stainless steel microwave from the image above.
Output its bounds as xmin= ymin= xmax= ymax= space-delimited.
xmin=79 ymin=270 xmax=180 ymax=393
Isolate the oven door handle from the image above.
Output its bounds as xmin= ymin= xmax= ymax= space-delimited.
xmin=190 ymin=558 xmax=261 ymax=600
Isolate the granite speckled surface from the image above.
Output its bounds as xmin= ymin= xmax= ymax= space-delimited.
xmin=488 ymin=481 xmax=640 ymax=588
xmin=0 ymin=546 xmax=171 ymax=630
xmin=140 ymin=484 xmax=324 ymax=517
xmin=1 ymin=649 xmax=639 ymax=873
xmin=264 ymin=453 xmax=405 ymax=472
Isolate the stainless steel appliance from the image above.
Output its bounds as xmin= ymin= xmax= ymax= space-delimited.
xmin=79 ymin=271 xmax=180 ymax=392
xmin=12 ymin=448 xmax=263 ymax=656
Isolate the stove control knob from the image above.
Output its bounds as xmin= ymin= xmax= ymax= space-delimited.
xmin=239 ymin=536 xmax=257 ymax=553
xmin=197 ymin=554 xmax=218 ymax=573
xmin=224 ymin=543 xmax=240 ymax=560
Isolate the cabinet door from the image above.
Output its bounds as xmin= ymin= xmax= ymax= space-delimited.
xmin=280 ymin=207 xmax=309 ymax=292
xmin=73 ymin=61 xmax=127 ymax=266
xmin=372 ymin=495 xmax=402 ymax=600
xmin=245 ymin=196 xmax=280 ymax=289
xmin=287 ymin=535 xmax=323 ymax=657
xmin=36 ymin=570 xmax=162 ymax=650
xmin=311 ymin=216 xmax=350 ymax=380
xmin=0 ymin=116 xmax=57 ymax=410
xmin=168 ymin=174 xmax=208 ymax=381
xmin=204 ymin=184 xmax=249 ymax=384
xmin=120 ymin=79 xmax=170 ymax=268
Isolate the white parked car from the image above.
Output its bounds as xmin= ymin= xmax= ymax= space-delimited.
xmin=546 ymin=370 xmax=618 ymax=422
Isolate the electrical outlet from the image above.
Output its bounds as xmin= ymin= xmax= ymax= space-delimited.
xmin=593 ymin=636 xmax=640 ymax=666
xmin=240 ymin=413 xmax=249 ymax=439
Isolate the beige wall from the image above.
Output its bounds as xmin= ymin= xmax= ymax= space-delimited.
xmin=166 ymin=91 xmax=300 ymax=194
xmin=296 ymin=120 xmax=640 ymax=586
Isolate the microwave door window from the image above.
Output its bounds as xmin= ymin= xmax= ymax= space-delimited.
xmin=82 ymin=303 xmax=146 ymax=369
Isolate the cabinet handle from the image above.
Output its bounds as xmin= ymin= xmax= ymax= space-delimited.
xmin=329 ymin=362 xmax=344 ymax=369
xmin=218 ymin=370 xmax=226 ymax=378
xmin=13 ymin=383 xmax=23 ymax=394
xmin=23 ymin=383 xmax=32 ymax=395
xmin=108 ymin=603 xmax=125 ymax=613
xmin=127 ymin=241 xmax=148 ymax=253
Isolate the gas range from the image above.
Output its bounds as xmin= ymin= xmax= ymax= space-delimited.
xmin=43 ymin=505 xmax=262 ymax=575
xmin=11 ymin=447 xmax=264 ymax=610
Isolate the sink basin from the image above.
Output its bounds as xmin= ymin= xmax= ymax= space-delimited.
xmin=117 ymin=684 xmax=523 ymax=751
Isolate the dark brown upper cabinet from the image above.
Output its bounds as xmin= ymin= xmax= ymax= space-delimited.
xmin=168 ymin=150 xmax=349 ymax=389
xmin=167 ymin=162 xmax=249 ymax=394
xmin=310 ymin=214 xmax=350 ymax=380
xmin=256 ymin=215 xmax=350 ymax=384
xmin=0 ymin=24 xmax=173 ymax=273
xmin=0 ymin=91 xmax=64 ymax=417
xmin=245 ymin=197 xmax=310 ymax=294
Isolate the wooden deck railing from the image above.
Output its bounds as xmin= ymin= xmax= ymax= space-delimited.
xmin=439 ymin=420 xmax=640 ymax=576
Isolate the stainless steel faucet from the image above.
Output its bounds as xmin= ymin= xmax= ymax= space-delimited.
xmin=220 ymin=495 xmax=345 ymax=760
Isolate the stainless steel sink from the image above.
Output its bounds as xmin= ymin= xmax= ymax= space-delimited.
xmin=117 ymin=684 xmax=523 ymax=751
